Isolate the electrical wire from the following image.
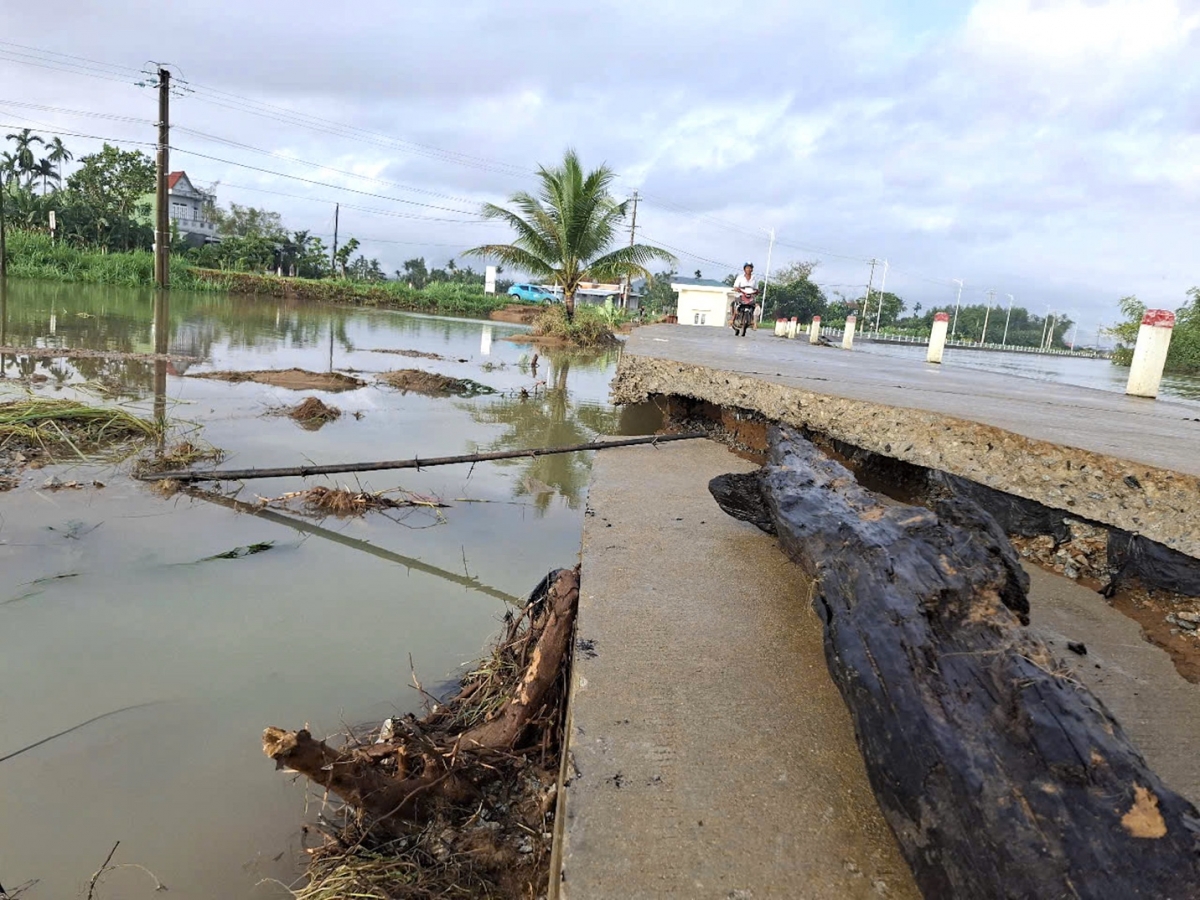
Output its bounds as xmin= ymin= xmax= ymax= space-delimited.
xmin=169 ymin=146 xmax=491 ymax=217
xmin=637 ymin=233 xmax=736 ymax=271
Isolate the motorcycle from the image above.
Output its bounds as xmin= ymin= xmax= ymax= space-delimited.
xmin=731 ymin=287 xmax=759 ymax=337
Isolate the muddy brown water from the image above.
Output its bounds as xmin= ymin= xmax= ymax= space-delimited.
xmin=0 ymin=281 xmax=660 ymax=899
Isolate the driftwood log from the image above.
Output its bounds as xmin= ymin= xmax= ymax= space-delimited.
xmin=710 ymin=427 xmax=1200 ymax=900
xmin=263 ymin=566 xmax=579 ymax=828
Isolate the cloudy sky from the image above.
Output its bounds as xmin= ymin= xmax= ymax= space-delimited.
xmin=2 ymin=0 xmax=1198 ymax=340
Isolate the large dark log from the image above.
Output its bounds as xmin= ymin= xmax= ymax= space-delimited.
xmin=709 ymin=427 xmax=1200 ymax=900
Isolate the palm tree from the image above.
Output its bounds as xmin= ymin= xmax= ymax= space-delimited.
xmin=45 ymin=136 xmax=72 ymax=186
xmin=463 ymin=150 xmax=674 ymax=319
xmin=5 ymin=128 xmax=44 ymax=187
xmin=33 ymin=158 xmax=58 ymax=195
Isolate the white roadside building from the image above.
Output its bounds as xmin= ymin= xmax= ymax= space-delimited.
xmin=670 ymin=276 xmax=736 ymax=326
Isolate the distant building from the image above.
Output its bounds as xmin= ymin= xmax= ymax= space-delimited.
xmin=541 ymin=281 xmax=644 ymax=310
xmin=670 ymin=277 xmax=734 ymax=326
xmin=142 ymin=171 xmax=219 ymax=248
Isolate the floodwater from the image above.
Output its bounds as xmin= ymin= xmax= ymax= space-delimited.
xmin=856 ymin=340 xmax=1200 ymax=405
xmin=0 ymin=281 xmax=651 ymax=899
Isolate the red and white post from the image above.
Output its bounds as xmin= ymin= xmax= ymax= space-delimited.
xmin=787 ymin=316 xmax=799 ymax=339
xmin=1126 ymin=309 xmax=1176 ymax=398
xmin=927 ymin=312 xmax=951 ymax=364
xmin=809 ymin=316 xmax=822 ymax=344
xmin=774 ymin=318 xmax=785 ymax=337
xmin=842 ymin=315 xmax=857 ymax=350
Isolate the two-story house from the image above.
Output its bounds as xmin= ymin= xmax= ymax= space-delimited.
xmin=161 ymin=171 xmax=219 ymax=247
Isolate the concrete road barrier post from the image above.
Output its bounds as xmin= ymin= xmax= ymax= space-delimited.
xmin=774 ymin=318 xmax=784 ymax=337
xmin=842 ymin=316 xmax=857 ymax=350
xmin=809 ymin=316 xmax=821 ymax=344
xmin=927 ymin=312 xmax=950 ymax=364
xmin=788 ymin=317 xmax=799 ymax=339
xmin=1126 ymin=310 xmax=1176 ymax=398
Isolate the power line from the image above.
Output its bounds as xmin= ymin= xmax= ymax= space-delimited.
xmin=169 ymin=146 xmax=491 ymax=217
xmin=0 ymin=118 xmax=155 ymax=147
xmin=638 ymin=233 xmax=735 ymax=271
xmin=211 ymin=181 xmax=505 ymax=225
xmin=0 ymin=99 xmax=151 ymax=125
xmin=172 ymin=125 xmax=486 ymax=206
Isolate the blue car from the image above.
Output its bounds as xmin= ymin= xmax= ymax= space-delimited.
xmin=507 ymin=283 xmax=559 ymax=304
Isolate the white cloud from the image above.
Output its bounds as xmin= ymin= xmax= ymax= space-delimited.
xmin=963 ymin=0 xmax=1200 ymax=67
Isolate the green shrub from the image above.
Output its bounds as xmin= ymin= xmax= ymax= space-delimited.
xmin=532 ymin=305 xmax=620 ymax=347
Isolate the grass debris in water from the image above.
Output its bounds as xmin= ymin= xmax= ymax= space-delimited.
xmin=201 ymin=541 xmax=275 ymax=561
xmin=0 ymin=398 xmax=161 ymax=462
xmin=258 ymin=485 xmax=448 ymax=518
xmin=379 ymin=369 xmax=495 ymax=397
xmin=275 ymin=397 xmax=342 ymax=430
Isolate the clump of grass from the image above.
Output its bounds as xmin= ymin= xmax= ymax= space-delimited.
xmin=379 ymin=369 xmax=495 ymax=397
xmin=0 ymin=398 xmax=162 ymax=462
xmin=135 ymin=439 xmax=224 ymax=477
xmin=531 ymin=305 xmax=620 ymax=348
xmin=283 ymin=397 xmax=342 ymax=430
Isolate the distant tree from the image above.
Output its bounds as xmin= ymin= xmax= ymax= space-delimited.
xmin=32 ymin=158 xmax=57 ymax=195
xmin=860 ymin=290 xmax=905 ymax=328
xmin=5 ymin=128 xmax=44 ymax=186
xmin=46 ymin=136 xmax=72 ymax=184
xmin=333 ymin=237 xmax=360 ymax=276
xmin=641 ymin=268 xmax=679 ymax=315
xmin=402 ymin=257 xmax=429 ymax=288
xmin=764 ymin=260 xmax=827 ymax=321
xmin=63 ymin=144 xmax=155 ymax=249
xmin=694 ymin=269 xmax=702 ymax=279
xmin=463 ymin=149 xmax=674 ymax=319
xmin=209 ymin=202 xmax=286 ymax=241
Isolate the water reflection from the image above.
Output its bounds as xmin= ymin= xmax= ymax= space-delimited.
xmin=468 ymin=351 xmax=621 ymax=513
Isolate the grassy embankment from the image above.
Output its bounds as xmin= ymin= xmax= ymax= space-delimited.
xmin=2 ymin=231 xmax=515 ymax=318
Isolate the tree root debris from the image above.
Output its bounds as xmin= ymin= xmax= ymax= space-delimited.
xmin=264 ymin=566 xmax=579 ymax=900
xmin=378 ymin=369 xmax=495 ymax=397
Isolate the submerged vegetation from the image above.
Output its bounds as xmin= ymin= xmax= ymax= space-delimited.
xmin=1109 ymin=290 xmax=1200 ymax=374
xmin=0 ymin=397 xmax=161 ymax=462
xmin=379 ymin=369 xmax=496 ymax=397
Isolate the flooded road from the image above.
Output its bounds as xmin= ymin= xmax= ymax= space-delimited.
xmin=0 ymin=281 xmax=646 ymax=899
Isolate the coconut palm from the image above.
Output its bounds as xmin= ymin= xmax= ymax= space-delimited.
xmin=463 ymin=150 xmax=674 ymax=319
xmin=46 ymin=136 xmax=72 ymax=185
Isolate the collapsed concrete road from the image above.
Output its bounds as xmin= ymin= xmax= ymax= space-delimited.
xmin=612 ymin=326 xmax=1200 ymax=561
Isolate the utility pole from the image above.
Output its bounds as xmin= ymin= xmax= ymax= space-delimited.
xmin=873 ymin=259 xmax=889 ymax=332
xmin=981 ymin=289 xmax=995 ymax=345
xmin=0 ymin=170 xmax=7 ymax=281
xmin=863 ymin=258 xmax=877 ymax=322
xmin=1002 ymin=294 xmax=1014 ymax=347
xmin=761 ymin=226 xmax=775 ymax=321
xmin=1043 ymin=312 xmax=1057 ymax=350
xmin=621 ymin=190 xmax=639 ymax=308
xmin=330 ymin=203 xmax=339 ymax=278
xmin=154 ymin=66 xmax=171 ymax=289
xmin=951 ymin=279 xmax=964 ymax=339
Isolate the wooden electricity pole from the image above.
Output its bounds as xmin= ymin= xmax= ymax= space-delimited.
xmin=0 ymin=170 xmax=8 ymax=281
xmin=154 ymin=67 xmax=171 ymax=289
xmin=330 ymin=203 xmax=339 ymax=277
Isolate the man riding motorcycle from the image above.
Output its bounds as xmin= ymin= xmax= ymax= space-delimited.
xmin=730 ymin=262 xmax=759 ymax=335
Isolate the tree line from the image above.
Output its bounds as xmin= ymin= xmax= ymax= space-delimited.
xmin=0 ymin=129 xmax=506 ymax=290
xmin=641 ymin=260 xmax=1076 ymax=349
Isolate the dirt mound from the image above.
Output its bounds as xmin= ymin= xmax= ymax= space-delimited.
xmin=379 ymin=369 xmax=495 ymax=397
xmin=190 ymin=369 xmax=366 ymax=392
xmin=282 ymin=397 xmax=342 ymax=430
xmin=490 ymin=304 xmax=542 ymax=325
